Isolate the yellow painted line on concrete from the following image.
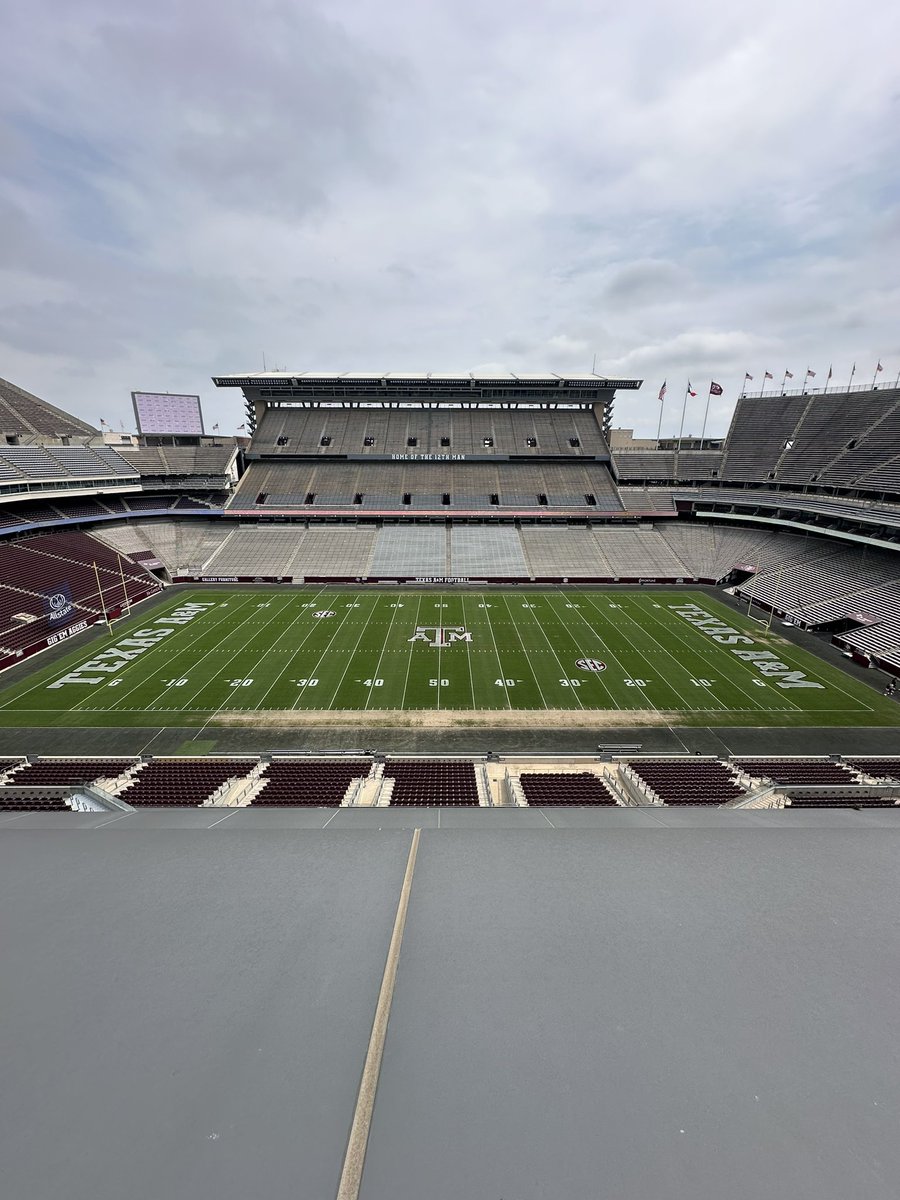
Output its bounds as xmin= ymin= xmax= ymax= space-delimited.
xmin=336 ymin=826 xmax=421 ymax=1200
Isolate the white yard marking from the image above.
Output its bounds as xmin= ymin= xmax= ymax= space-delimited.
xmin=571 ymin=591 xmax=695 ymax=713
xmin=241 ymin=588 xmax=332 ymax=711
xmin=632 ymin=593 xmax=804 ymax=714
xmin=458 ymin=593 xmax=478 ymax=709
xmin=0 ymin=590 xmax=233 ymax=714
xmin=399 ymin=595 xmax=423 ymax=711
xmin=291 ymin=595 xmax=367 ymax=710
xmin=72 ymin=592 xmax=264 ymax=719
xmin=498 ymin=592 xmax=550 ymax=709
xmin=364 ymin=595 xmax=403 ymax=711
xmin=327 ymin=595 xmax=384 ymax=710
xmin=480 ymin=594 xmax=513 ymax=709
xmin=515 ymin=595 xmax=588 ymax=710
xmin=188 ymin=593 xmax=318 ymax=735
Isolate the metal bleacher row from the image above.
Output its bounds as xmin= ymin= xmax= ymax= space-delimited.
xmin=230 ymin=459 xmax=624 ymax=511
xmin=2 ymin=755 xmax=897 ymax=811
xmin=0 ymin=443 xmax=139 ymax=482
xmin=253 ymin=406 xmax=610 ymax=457
xmin=719 ymin=387 xmax=900 ymax=491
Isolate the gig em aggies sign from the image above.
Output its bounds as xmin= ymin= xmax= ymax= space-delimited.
xmin=668 ymin=602 xmax=824 ymax=689
xmin=47 ymin=602 xmax=214 ymax=689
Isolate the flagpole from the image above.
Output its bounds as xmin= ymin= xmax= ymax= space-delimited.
xmin=872 ymin=363 xmax=879 ymax=389
xmin=781 ymin=371 xmax=788 ymax=395
xmin=700 ymin=385 xmax=712 ymax=442
xmin=759 ymin=370 xmax=766 ymax=397
xmin=656 ymin=394 xmax=665 ymax=441
xmin=677 ymin=383 xmax=689 ymax=451
xmin=848 ymin=363 xmax=856 ymax=390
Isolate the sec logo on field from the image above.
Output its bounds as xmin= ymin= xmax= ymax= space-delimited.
xmin=313 ymin=610 xmax=335 ymax=619
xmin=575 ymin=658 xmax=607 ymax=672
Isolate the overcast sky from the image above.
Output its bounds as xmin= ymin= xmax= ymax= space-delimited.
xmin=1 ymin=0 xmax=898 ymax=437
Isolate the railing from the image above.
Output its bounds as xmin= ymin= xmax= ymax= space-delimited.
xmin=739 ymin=381 xmax=899 ymax=399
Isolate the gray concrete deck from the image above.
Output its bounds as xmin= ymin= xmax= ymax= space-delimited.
xmin=2 ymin=812 xmax=899 ymax=1199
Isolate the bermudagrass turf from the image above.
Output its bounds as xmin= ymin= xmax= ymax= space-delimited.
xmin=0 ymin=587 xmax=896 ymax=728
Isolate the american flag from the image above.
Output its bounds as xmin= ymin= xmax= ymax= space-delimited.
xmin=658 ymin=381 xmax=667 ymax=402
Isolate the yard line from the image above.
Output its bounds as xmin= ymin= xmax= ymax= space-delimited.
xmin=328 ymin=595 xmax=385 ymax=709
xmin=514 ymin=595 xmax=588 ymax=710
xmin=436 ymin=592 xmax=444 ymax=710
xmin=192 ymin=591 xmax=328 ymax=734
xmin=364 ymin=595 xmax=402 ymax=711
xmin=572 ymin=590 xmax=705 ymax=713
xmin=399 ymin=595 xmax=423 ymax=712
xmin=480 ymin=594 xmax=513 ymax=709
xmin=246 ymin=588 xmax=334 ymax=710
xmin=631 ymin=592 xmax=803 ymax=714
xmin=291 ymin=595 xmax=370 ymax=710
xmin=497 ymin=592 xmax=549 ymax=708
xmin=458 ymin=594 xmax=478 ymax=710
xmin=64 ymin=592 xmax=265 ymax=719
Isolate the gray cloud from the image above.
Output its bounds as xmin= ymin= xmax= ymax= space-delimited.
xmin=0 ymin=0 xmax=898 ymax=434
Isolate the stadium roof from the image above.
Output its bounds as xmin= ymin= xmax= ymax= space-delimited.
xmin=0 ymin=376 xmax=97 ymax=439
xmin=214 ymin=371 xmax=642 ymax=388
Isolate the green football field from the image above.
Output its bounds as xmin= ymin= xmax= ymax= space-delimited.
xmin=0 ymin=587 xmax=897 ymax=728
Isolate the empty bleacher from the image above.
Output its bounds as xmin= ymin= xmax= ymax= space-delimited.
xmin=370 ymin=527 xmax=448 ymax=577
xmin=386 ymin=759 xmax=480 ymax=806
xmin=625 ymin=759 xmax=747 ymax=805
xmin=4 ymin=759 xmax=136 ymax=788
xmin=253 ymin=406 xmax=611 ymax=457
xmin=251 ymin=759 xmax=371 ymax=806
xmin=116 ymin=759 xmax=254 ymax=807
xmin=450 ymin=527 xmax=529 ymax=577
xmin=0 ymin=531 xmax=162 ymax=657
xmin=844 ymin=758 xmax=900 ymax=782
xmin=720 ymin=387 xmax=900 ymax=490
xmin=230 ymin=459 xmax=623 ymax=511
xmin=732 ymin=758 xmax=860 ymax=786
xmin=519 ymin=771 xmax=616 ymax=806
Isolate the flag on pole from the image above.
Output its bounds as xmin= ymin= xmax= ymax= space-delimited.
xmin=212 ymin=423 xmax=219 ymax=431
xmin=687 ymin=382 xmax=697 ymax=397
xmin=709 ymin=381 xmax=723 ymax=395
xmin=237 ymin=424 xmax=246 ymax=431
xmin=826 ymin=365 xmax=832 ymax=382
xmin=876 ymin=361 xmax=883 ymax=373
xmin=806 ymin=368 xmax=816 ymax=377
xmin=764 ymin=371 xmax=773 ymax=380
xmin=785 ymin=370 xmax=794 ymax=379
xmin=658 ymin=381 xmax=667 ymax=401
xmin=744 ymin=372 xmax=753 ymax=380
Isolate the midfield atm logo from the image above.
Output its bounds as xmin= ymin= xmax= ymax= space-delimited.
xmin=407 ymin=626 xmax=473 ymax=647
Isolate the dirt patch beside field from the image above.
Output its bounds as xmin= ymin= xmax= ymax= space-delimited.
xmin=212 ymin=708 xmax=684 ymax=730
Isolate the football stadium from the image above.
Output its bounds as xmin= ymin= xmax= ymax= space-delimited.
xmin=1 ymin=371 xmax=898 ymax=755
xmin=3 ymin=370 xmax=900 ymax=1200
